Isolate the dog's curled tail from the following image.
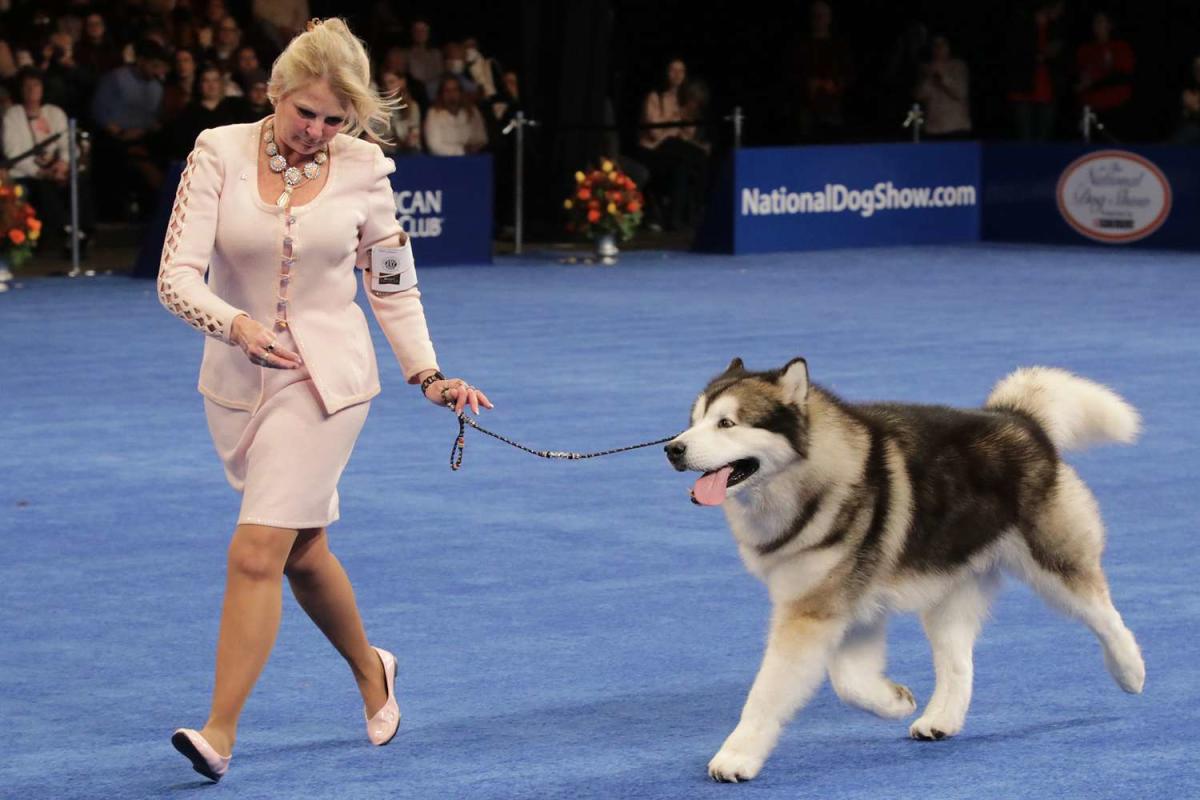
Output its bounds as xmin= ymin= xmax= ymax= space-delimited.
xmin=986 ymin=367 xmax=1141 ymax=452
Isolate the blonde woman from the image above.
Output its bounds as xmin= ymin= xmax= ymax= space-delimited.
xmin=159 ymin=18 xmax=492 ymax=782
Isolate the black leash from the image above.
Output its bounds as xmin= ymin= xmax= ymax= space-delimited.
xmin=446 ymin=405 xmax=677 ymax=470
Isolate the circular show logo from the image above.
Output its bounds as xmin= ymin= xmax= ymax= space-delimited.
xmin=1056 ymin=150 xmax=1171 ymax=243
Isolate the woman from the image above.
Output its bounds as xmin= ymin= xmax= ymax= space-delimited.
xmin=161 ymin=48 xmax=199 ymax=124
xmin=376 ymin=70 xmax=422 ymax=155
xmin=636 ymin=58 xmax=706 ymax=231
xmin=2 ymin=66 xmax=92 ymax=255
xmin=914 ymin=35 xmax=971 ymax=139
xmin=158 ymin=18 xmax=491 ymax=782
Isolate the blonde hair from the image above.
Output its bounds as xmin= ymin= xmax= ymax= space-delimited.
xmin=267 ymin=18 xmax=399 ymax=144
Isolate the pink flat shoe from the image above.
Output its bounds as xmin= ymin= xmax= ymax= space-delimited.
xmin=171 ymin=728 xmax=231 ymax=782
xmin=365 ymin=645 xmax=401 ymax=746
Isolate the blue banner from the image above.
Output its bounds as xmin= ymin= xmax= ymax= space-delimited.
xmin=699 ymin=143 xmax=982 ymax=254
xmin=388 ymin=154 xmax=493 ymax=265
xmin=982 ymin=144 xmax=1200 ymax=249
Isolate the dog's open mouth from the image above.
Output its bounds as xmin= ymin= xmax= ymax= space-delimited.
xmin=691 ymin=459 xmax=760 ymax=506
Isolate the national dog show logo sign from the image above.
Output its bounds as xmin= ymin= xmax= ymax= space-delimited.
xmin=1056 ymin=150 xmax=1171 ymax=243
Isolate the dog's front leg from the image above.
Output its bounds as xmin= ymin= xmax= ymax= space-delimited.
xmin=709 ymin=611 xmax=847 ymax=782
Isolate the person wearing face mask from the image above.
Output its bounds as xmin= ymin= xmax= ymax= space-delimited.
xmin=463 ymin=36 xmax=500 ymax=100
xmin=159 ymin=18 xmax=492 ymax=783
xmin=440 ymin=41 xmax=479 ymax=101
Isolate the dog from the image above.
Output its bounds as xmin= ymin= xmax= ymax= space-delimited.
xmin=666 ymin=358 xmax=1145 ymax=782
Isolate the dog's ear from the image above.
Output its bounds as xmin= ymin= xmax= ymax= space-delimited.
xmin=778 ymin=357 xmax=809 ymax=404
xmin=722 ymin=357 xmax=746 ymax=376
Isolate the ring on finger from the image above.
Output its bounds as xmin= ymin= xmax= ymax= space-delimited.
xmin=265 ymin=341 xmax=277 ymax=353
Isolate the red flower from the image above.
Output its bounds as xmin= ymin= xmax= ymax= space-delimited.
xmin=627 ymin=202 xmax=641 ymax=213
xmin=577 ymin=188 xmax=591 ymax=201
xmin=9 ymin=229 xmax=26 ymax=245
xmin=587 ymin=208 xmax=601 ymax=223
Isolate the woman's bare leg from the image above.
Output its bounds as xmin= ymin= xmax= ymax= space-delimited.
xmin=198 ymin=523 xmax=299 ymax=756
xmin=284 ymin=529 xmax=388 ymax=716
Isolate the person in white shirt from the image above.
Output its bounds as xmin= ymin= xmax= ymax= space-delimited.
xmin=3 ymin=67 xmax=90 ymax=253
xmin=914 ymin=35 xmax=972 ymax=138
xmin=423 ymin=76 xmax=487 ymax=156
xmin=404 ymin=19 xmax=443 ymax=103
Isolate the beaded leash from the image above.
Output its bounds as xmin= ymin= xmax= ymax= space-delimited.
xmin=445 ymin=403 xmax=678 ymax=471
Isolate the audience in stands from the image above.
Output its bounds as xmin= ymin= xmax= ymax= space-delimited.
xmin=405 ymin=19 xmax=443 ymax=103
xmin=793 ymin=0 xmax=854 ymax=143
xmin=1173 ymin=55 xmax=1200 ymax=145
xmin=1006 ymin=1 xmax=1067 ymax=141
xmin=376 ymin=71 xmax=423 ymax=156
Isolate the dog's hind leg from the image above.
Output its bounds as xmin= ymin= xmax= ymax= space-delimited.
xmin=1014 ymin=465 xmax=1145 ymax=694
xmin=707 ymin=609 xmax=848 ymax=783
xmin=828 ymin=617 xmax=916 ymax=719
xmin=910 ymin=572 xmax=999 ymax=741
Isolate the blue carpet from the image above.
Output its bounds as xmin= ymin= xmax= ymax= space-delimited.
xmin=1 ymin=243 xmax=1197 ymax=799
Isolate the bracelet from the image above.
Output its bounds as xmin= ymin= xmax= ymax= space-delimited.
xmin=420 ymin=370 xmax=446 ymax=394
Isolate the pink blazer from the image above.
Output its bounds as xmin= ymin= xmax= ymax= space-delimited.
xmin=157 ymin=120 xmax=439 ymax=414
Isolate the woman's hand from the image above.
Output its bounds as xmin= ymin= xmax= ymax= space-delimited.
xmin=422 ymin=375 xmax=493 ymax=415
xmin=230 ymin=314 xmax=303 ymax=369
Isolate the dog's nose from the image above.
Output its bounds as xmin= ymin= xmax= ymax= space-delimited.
xmin=665 ymin=441 xmax=686 ymax=465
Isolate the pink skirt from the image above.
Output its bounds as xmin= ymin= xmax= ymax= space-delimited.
xmin=204 ymin=330 xmax=369 ymax=529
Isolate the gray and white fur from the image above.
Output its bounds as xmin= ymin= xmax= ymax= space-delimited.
xmin=666 ymin=359 xmax=1145 ymax=783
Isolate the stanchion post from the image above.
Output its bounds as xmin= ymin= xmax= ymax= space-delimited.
xmin=68 ymin=118 xmax=80 ymax=276
xmin=724 ymin=106 xmax=745 ymax=149
xmin=1082 ymin=104 xmax=1093 ymax=143
xmin=902 ymin=103 xmax=924 ymax=143
xmin=503 ymin=110 xmax=538 ymax=255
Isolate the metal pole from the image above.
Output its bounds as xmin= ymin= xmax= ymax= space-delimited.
xmin=1082 ymin=104 xmax=1093 ymax=143
xmin=724 ymin=106 xmax=744 ymax=149
xmin=68 ymin=118 xmax=80 ymax=276
xmin=514 ymin=110 xmax=525 ymax=255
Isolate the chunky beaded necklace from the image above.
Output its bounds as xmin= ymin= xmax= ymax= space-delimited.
xmin=264 ymin=122 xmax=328 ymax=209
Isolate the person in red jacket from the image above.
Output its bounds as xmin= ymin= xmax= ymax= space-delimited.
xmin=1075 ymin=10 xmax=1135 ymax=139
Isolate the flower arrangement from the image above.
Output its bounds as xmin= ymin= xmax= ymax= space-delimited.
xmin=563 ymin=160 xmax=643 ymax=242
xmin=0 ymin=182 xmax=41 ymax=268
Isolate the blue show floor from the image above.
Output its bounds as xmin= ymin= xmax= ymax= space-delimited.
xmin=1 ymin=243 xmax=1197 ymax=799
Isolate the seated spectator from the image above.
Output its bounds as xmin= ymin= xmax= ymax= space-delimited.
xmin=379 ymin=46 xmax=428 ymax=110
xmin=405 ymin=19 xmax=444 ymax=102
xmin=75 ymin=12 xmax=123 ymax=76
xmin=635 ymin=58 xmax=707 ymax=231
xmin=440 ymin=42 xmax=479 ymax=100
xmin=915 ymin=35 xmax=972 ymax=139
xmin=39 ymin=31 xmax=89 ymax=121
xmin=232 ymin=45 xmax=263 ymax=94
xmin=168 ymin=63 xmax=241 ymax=159
xmin=3 ymin=67 xmax=94 ymax=255
xmin=376 ymin=71 xmax=422 ymax=155
xmin=209 ymin=15 xmax=243 ymax=75
xmin=91 ymin=38 xmax=170 ymax=220
xmin=1173 ymin=55 xmax=1200 ymax=145
xmin=424 ymin=76 xmax=487 ymax=156
xmin=161 ymin=48 xmax=199 ymax=124
xmin=1075 ymin=11 xmax=1134 ymax=139
xmin=464 ymin=36 xmax=502 ymax=100
xmin=236 ymin=69 xmax=272 ymax=122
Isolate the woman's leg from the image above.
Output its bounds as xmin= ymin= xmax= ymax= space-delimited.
xmin=284 ymin=529 xmax=388 ymax=716
xmin=199 ymin=523 xmax=299 ymax=756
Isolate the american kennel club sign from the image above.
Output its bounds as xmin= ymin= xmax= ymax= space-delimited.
xmin=1056 ymin=150 xmax=1172 ymax=243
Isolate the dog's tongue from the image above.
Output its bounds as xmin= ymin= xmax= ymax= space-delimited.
xmin=692 ymin=466 xmax=733 ymax=506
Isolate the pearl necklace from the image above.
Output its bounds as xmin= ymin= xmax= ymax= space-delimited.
xmin=264 ymin=122 xmax=328 ymax=209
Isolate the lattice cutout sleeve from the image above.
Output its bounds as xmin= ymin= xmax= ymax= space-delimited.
xmin=157 ymin=129 xmax=247 ymax=344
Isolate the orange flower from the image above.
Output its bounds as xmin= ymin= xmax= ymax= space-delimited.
xmin=587 ymin=208 xmax=601 ymax=223
xmin=9 ymin=229 xmax=26 ymax=245
xmin=28 ymin=218 xmax=41 ymax=232
xmin=627 ymin=201 xmax=641 ymax=213
xmin=577 ymin=187 xmax=591 ymax=201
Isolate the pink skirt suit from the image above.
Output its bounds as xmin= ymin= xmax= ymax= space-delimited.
xmin=157 ymin=120 xmax=439 ymax=528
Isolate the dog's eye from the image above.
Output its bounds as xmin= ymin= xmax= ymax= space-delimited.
xmin=718 ymin=418 xmax=736 ymax=429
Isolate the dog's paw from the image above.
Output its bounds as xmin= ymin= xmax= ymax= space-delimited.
xmin=707 ymin=747 xmax=765 ymax=783
xmin=880 ymin=681 xmax=918 ymax=719
xmin=909 ymin=714 xmax=962 ymax=741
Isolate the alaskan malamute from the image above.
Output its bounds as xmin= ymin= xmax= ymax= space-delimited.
xmin=667 ymin=359 xmax=1145 ymax=782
